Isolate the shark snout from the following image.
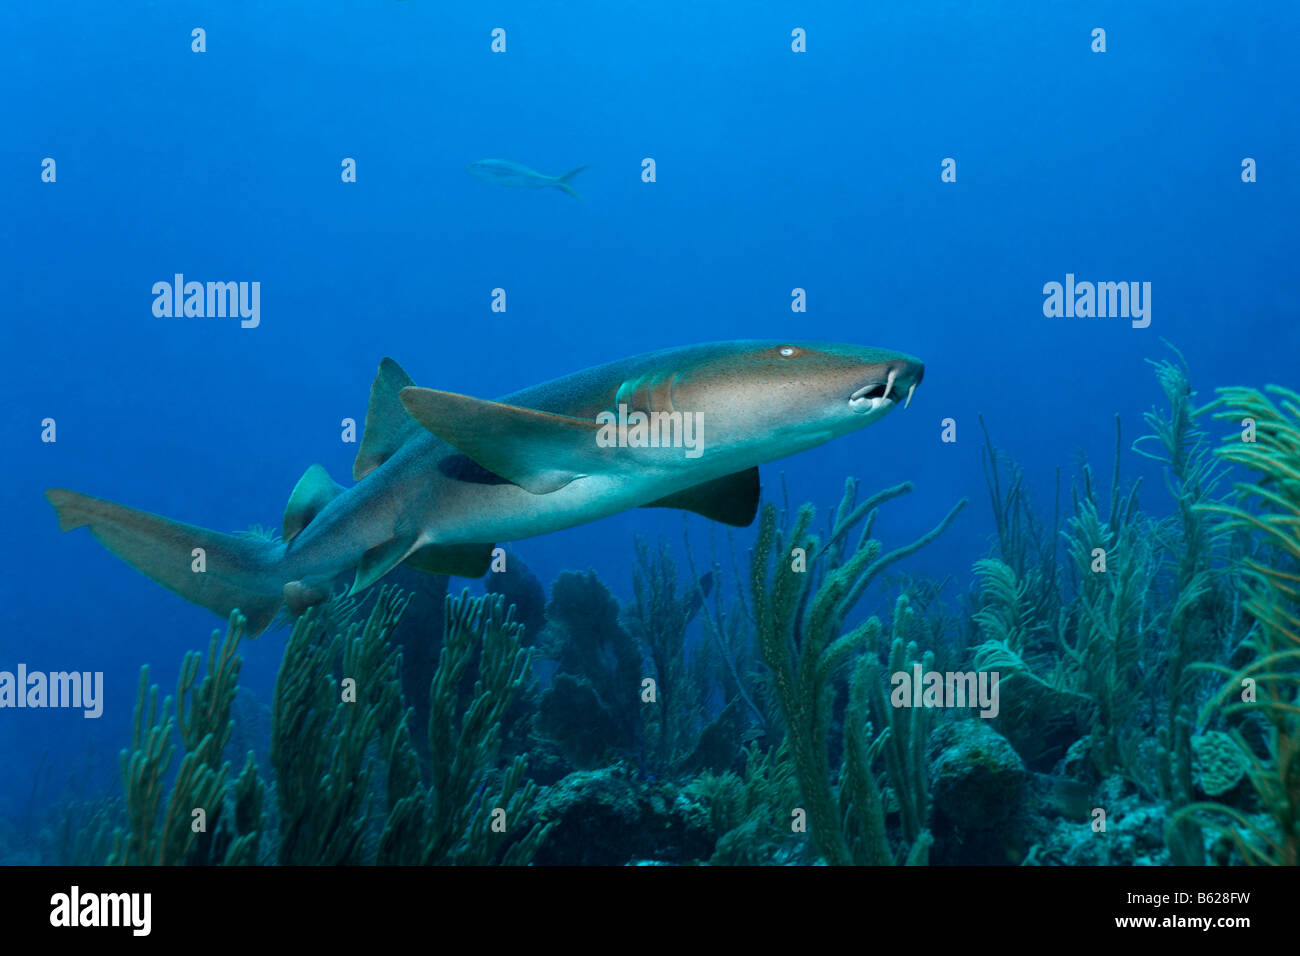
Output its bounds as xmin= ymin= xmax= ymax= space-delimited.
xmin=848 ymin=358 xmax=924 ymax=414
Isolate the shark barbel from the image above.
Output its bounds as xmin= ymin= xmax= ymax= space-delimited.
xmin=46 ymin=340 xmax=923 ymax=634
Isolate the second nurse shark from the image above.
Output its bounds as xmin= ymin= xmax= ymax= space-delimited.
xmin=47 ymin=340 xmax=924 ymax=634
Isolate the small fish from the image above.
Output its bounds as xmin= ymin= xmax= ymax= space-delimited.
xmin=1035 ymin=773 xmax=1095 ymax=819
xmin=467 ymin=159 xmax=591 ymax=200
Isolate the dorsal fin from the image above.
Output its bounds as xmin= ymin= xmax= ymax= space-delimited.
xmin=354 ymin=357 xmax=422 ymax=480
xmin=399 ymin=386 xmax=603 ymax=495
xmin=283 ymin=464 xmax=346 ymax=541
xmin=640 ymin=467 xmax=760 ymax=527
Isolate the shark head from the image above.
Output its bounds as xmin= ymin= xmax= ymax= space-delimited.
xmin=663 ymin=340 xmax=924 ymax=462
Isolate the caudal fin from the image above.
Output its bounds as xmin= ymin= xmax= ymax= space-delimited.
xmin=554 ymin=165 xmax=591 ymax=200
xmin=45 ymin=489 xmax=287 ymax=635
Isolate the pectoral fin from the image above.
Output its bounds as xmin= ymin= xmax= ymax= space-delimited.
xmin=351 ymin=535 xmax=420 ymax=595
xmin=640 ymin=467 xmax=760 ymax=527
xmin=405 ymin=541 xmax=496 ymax=577
xmin=400 ymin=386 xmax=603 ymax=495
xmin=351 ymin=536 xmax=495 ymax=593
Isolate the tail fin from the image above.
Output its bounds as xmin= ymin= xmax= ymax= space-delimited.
xmin=554 ymin=165 xmax=590 ymax=200
xmin=45 ymin=489 xmax=286 ymax=635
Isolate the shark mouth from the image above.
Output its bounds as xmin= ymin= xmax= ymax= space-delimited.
xmin=849 ymin=368 xmax=916 ymax=414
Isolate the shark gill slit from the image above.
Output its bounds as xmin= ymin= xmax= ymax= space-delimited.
xmin=650 ymin=371 xmax=676 ymax=414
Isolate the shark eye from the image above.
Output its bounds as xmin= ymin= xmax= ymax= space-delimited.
xmin=779 ymin=346 xmax=796 ymax=357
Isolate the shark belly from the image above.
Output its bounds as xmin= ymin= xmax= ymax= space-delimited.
xmin=424 ymin=455 xmax=724 ymax=545
xmin=424 ymin=473 xmax=638 ymax=544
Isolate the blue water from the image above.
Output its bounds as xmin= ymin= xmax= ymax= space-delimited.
xmin=1 ymin=2 xmax=1296 ymax=826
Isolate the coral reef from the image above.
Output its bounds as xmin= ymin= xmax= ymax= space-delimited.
xmin=623 ymin=536 xmax=712 ymax=773
xmin=927 ymin=721 xmax=1029 ymax=864
xmin=1191 ymin=731 xmax=1247 ymax=797
xmin=536 ymin=571 xmax=643 ymax=768
xmin=749 ymin=478 xmax=966 ymax=865
xmin=975 ymin=354 xmax=1291 ymax=868
xmin=530 ymin=764 xmax=713 ymax=865
xmin=377 ymin=590 xmax=551 ymax=865
xmin=1173 ymin=384 xmax=1300 ymax=864
xmin=114 ymin=610 xmax=261 ymax=865
xmin=1026 ymin=779 xmax=1171 ymax=866
xmin=77 ymin=585 xmax=548 ymax=867
xmin=272 ymin=589 xmax=410 ymax=864
xmin=696 ymin=742 xmax=805 ymax=865
xmin=486 ymin=553 xmax=548 ymax=646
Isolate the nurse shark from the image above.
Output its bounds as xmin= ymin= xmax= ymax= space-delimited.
xmin=46 ymin=340 xmax=924 ymax=635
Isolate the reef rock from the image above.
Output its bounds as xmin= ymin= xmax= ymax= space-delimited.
xmin=927 ymin=720 xmax=1030 ymax=864
xmin=531 ymin=764 xmax=714 ymax=866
